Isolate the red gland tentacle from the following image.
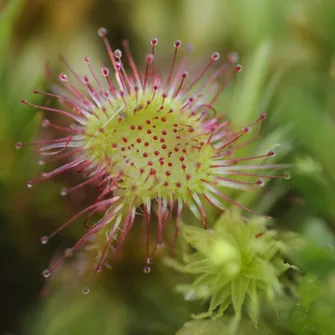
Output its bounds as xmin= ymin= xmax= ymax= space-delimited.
xmin=34 ymin=90 xmax=92 ymax=119
xmin=58 ymin=55 xmax=98 ymax=109
xmin=215 ymin=176 xmax=265 ymax=186
xmin=216 ymin=129 xmax=248 ymax=152
xmin=44 ymin=214 xmax=116 ymax=276
xmin=191 ymin=192 xmax=208 ymax=229
xmin=195 ymin=62 xmax=230 ymax=98
xmin=223 ymin=171 xmax=290 ymax=179
xmin=40 ymin=158 xmax=86 ymax=179
xmin=211 ymin=152 xmax=275 ymax=167
xmin=98 ymin=27 xmax=117 ymax=68
xmin=214 ymin=164 xmax=294 ymax=171
xmin=59 ymin=73 xmax=99 ymax=113
xmin=39 ymin=137 xmax=76 ymax=157
xmin=22 ymin=100 xmax=86 ymax=124
xmin=63 ymin=168 xmax=106 ymax=195
xmin=93 ymin=213 xmax=124 ymax=278
xmin=184 ymin=52 xmax=219 ymax=94
xmin=166 ymin=40 xmax=181 ymax=87
xmin=121 ymin=40 xmax=142 ymax=89
xmin=202 ymin=181 xmax=270 ymax=218
xmin=47 ymin=196 xmax=121 ymax=240
xmin=172 ymin=198 xmax=184 ymax=257
xmin=209 ymin=67 xmax=240 ymax=105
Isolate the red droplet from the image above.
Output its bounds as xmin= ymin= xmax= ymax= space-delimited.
xmin=235 ymin=64 xmax=242 ymax=72
xmin=114 ymin=49 xmax=122 ymax=58
xmin=114 ymin=62 xmax=122 ymax=71
xmin=98 ymin=27 xmax=108 ymax=38
xmin=102 ymin=67 xmax=109 ymax=76
xmin=211 ymin=52 xmax=220 ymax=61
xmin=60 ymin=73 xmax=68 ymax=82
xmin=146 ymin=54 xmax=154 ymax=62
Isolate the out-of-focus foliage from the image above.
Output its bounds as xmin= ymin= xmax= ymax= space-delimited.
xmin=26 ymin=288 xmax=129 ymax=335
xmin=289 ymin=273 xmax=335 ymax=335
xmin=176 ymin=317 xmax=276 ymax=335
xmin=1 ymin=0 xmax=335 ymax=334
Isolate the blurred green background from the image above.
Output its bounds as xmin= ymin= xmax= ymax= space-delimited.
xmin=1 ymin=0 xmax=335 ymax=334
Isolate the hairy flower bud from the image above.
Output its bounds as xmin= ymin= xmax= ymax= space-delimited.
xmin=165 ymin=213 xmax=297 ymax=332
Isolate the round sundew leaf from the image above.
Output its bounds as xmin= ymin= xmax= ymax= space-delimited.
xmin=19 ymin=28 xmax=291 ymax=294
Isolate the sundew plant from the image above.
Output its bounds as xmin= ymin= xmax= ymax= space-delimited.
xmin=4 ymin=1 xmax=335 ymax=334
xmin=18 ymin=27 xmax=290 ymax=288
